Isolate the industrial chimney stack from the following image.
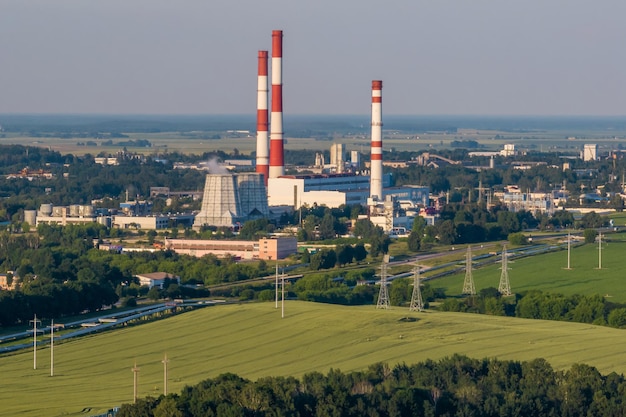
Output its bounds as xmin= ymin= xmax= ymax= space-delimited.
xmin=269 ymin=30 xmax=285 ymax=179
xmin=370 ymin=80 xmax=383 ymax=200
xmin=255 ymin=50 xmax=269 ymax=184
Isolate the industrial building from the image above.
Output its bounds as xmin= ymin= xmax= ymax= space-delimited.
xmin=267 ymin=173 xmax=392 ymax=208
xmin=135 ymin=272 xmax=180 ymax=289
xmin=164 ymin=236 xmax=297 ymax=260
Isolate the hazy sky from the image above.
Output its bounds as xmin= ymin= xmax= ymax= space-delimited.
xmin=1 ymin=0 xmax=625 ymax=116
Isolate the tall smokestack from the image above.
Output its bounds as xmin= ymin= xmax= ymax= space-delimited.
xmin=269 ymin=30 xmax=285 ymax=179
xmin=370 ymin=80 xmax=383 ymax=200
xmin=256 ymin=50 xmax=269 ymax=184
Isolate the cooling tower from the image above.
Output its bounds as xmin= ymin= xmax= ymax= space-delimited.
xmin=236 ymin=173 xmax=269 ymax=219
xmin=194 ymin=174 xmax=243 ymax=228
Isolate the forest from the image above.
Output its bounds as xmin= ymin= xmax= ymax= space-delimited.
xmin=115 ymin=354 xmax=626 ymax=417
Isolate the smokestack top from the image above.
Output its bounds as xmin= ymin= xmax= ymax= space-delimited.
xmin=372 ymin=80 xmax=383 ymax=90
xmin=272 ymin=30 xmax=283 ymax=57
xmin=258 ymin=50 xmax=268 ymax=76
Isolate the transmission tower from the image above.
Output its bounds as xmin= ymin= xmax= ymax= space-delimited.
xmin=376 ymin=254 xmax=390 ymax=309
xmin=409 ymin=265 xmax=424 ymax=312
xmin=498 ymin=245 xmax=512 ymax=296
xmin=462 ymin=246 xmax=476 ymax=295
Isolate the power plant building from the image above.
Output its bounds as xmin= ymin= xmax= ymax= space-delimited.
xmin=267 ymin=173 xmax=392 ymax=208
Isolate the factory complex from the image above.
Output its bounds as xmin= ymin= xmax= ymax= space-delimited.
xmin=24 ymin=29 xmax=433 ymax=258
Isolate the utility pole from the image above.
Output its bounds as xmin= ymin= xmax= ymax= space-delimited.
xmin=50 ymin=319 xmax=55 ymax=377
xmin=598 ymin=232 xmax=603 ymax=270
xmin=275 ymin=263 xmax=279 ymax=309
xmin=566 ymin=232 xmax=572 ymax=270
xmin=162 ymin=354 xmax=169 ymax=396
xmin=281 ymin=269 xmax=285 ymax=318
xmin=132 ymin=362 xmax=140 ymax=404
xmin=30 ymin=315 xmax=41 ymax=370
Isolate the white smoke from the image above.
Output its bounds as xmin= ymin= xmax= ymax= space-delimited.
xmin=206 ymin=157 xmax=229 ymax=174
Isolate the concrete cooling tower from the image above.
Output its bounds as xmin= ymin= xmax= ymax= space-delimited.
xmin=193 ymin=173 xmax=268 ymax=229
xmin=236 ymin=173 xmax=269 ymax=219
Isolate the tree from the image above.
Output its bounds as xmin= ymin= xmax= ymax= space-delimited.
xmin=353 ymin=243 xmax=367 ymax=263
xmin=336 ymin=245 xmax=354 ymax=266
xmin=508 ymin=232 xmax=528 ymax=246
xmin=147 ymin=286 xmax=161 ymax=300
xmin=583 ymin=228 xmax=597 ymax=244
xmin=407 ymin=231 xmax=421 ymax=252
xmin=497 ymin=211 xmax=520 ymax=235
xmin=608 ymin=308 xmax=626 ymax=328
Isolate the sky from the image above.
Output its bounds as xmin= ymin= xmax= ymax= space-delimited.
xmin=1 ymin=0 xmax=625 ymax=116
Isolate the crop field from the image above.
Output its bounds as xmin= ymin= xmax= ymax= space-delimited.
xmin=1 ymin=301 xmax=626 ymax=416
xmin=428 ymin=240 xmax=626 ymax=301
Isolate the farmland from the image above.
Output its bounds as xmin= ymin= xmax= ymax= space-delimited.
xmin=428 ymin=239 xmax=626 ymax=302
xmin=1 ymin=301 xmax=625 ymax=416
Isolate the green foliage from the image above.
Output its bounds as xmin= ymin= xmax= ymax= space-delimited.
xmin=508 ymin=232 xmax=528 ymax=246
xmin=584 ymin=228 xmax=598 ymax=244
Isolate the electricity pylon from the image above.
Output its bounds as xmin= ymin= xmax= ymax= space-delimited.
xmin=376 ymin=255 xmax=390 ymax=309
xmin=409 ymin=265 xmax=424 ymax=312
xmin=462 ymin=246 xmax=476 ymax=295
xmin=498 ymin=245 xmax=512 ymax=296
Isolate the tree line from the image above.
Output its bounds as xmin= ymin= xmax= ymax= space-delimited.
xmin=116 ymin=354 xmax=626 ymax=416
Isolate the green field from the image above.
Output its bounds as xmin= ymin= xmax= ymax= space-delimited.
xmin=2 ymin=301 xmax=626 ymax=416
xmin=428 ymin=240 xmax=626 ymax=301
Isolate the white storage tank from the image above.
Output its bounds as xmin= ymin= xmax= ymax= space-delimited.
xmin=69 ymin=205 xmax=80 ymax=217
xmin=40 ymin=204 xmax=53 ymax=216
xmin=97 ymin=216 xmax=112 ymax=227
xmin=24 ymin=210 xmax=37 ymax=226
xmin=52 ymin=206 xmax=68 ymax=217
xmin=81 ymin=205 xmax=95 ymax=217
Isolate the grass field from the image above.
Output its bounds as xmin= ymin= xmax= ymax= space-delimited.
xmin=2 ymin=301 xmax=626 ymax=416
xmin=428 ymin=240 xmax=626 ymax=301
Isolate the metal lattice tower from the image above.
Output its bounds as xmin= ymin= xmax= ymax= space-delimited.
xmin=376 ymin=255 xmax=390 ymax=309
xmin=498 ymin=245 xmax=512 ymax=296
xmin=462 ymin=246 xmax=476 ymax=295
xmin=409 ymin=265 xmax=424 ymax=312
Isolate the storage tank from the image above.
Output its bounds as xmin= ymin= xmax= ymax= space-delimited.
xmin=39 ymin=203 xmax=53 ymax=216
xmin=24 ymin=210 xmax=37 ymax=226
xmin=97 ymin=216 xmax=112 ymax=227
xmin=52 ymin=206 xmax=68 ymax=217
xmin=81 ymin=205 xmax=95 ymax=217
xmin=69 ymin=205 xmax=80 ymax=217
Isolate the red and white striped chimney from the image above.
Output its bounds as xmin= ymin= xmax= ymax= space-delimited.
xmin=255 ymin=50 xmax=269 ymax=184
xmin=370 ymin=80 xmax=383 ymax=200
xmin=269 ymin=30 xmax=285 ymax=179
